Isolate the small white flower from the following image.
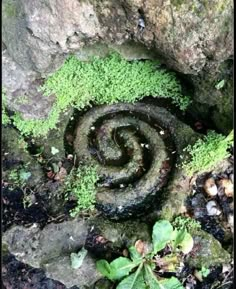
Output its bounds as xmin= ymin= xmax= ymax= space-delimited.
xmin=171 ymin=151 xmax=176 ymax=154
xmin=160 ymin=130 xmax=165 ymax=135
xmin=144 ymin=144 xmax=149 ymax=149
xmin=90 ymin=126 xmax=95 ymax=131
xmin=70 ymin=116 xmax=74 ymax=120
xmin=118 ymin=205 xmax=123 ymax=210
xmin=120 ymin=184 xmax=125 ymax=188
xmin=141 ymin=143 xmax=145 ymax=147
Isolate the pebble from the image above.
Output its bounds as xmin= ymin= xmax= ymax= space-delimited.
xmin=222 ymin=263 xmax=231 ymax=273
xmin=218 ymin=178 xmax=233 ymax=198
xmin=206 ymin=200 xmax=221 ymax=216
xmin=203 ymin=177 xmax=218 ymax=197
xmin=227 ymin=214 xmax=233 ymax=233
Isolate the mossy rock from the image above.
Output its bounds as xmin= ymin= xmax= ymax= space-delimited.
xmin=187 ymin=229 xmax=231 ymax=268
xmin=2 ymin=126 xmax=44 ymax=187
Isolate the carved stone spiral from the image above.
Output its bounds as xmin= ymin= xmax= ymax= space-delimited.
xmin=72 ymin=102 xmax=192 ymax=220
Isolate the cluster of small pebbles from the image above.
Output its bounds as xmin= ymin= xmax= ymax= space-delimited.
xmin=187 ymin=166 xmax=233 ymax=242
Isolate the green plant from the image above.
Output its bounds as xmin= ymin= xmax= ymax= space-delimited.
xmin=8 ymin=168 xmax=31 ymax=187
xmin=182 ymin=130 xmax=233 ymax=176
xmin=172 ymin=216 xmax=201 ymax=232
xmin=96 ymin=220 xmax=194 ymax=289
xmin=215 ymin=79 xmax=225 ymax=90
xmin=10 ymin=53 xmax=190 ymax=137
xmin=64 ymin=164 xmax=99 ymax=217
xmin=199 ymin=266 xmax=210 ymax=278
xmin=2 ymin=89 xmax=11 ymax=125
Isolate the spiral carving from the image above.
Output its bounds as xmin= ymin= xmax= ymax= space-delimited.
xmin=73 ymin=103 xmax=178 ymax=220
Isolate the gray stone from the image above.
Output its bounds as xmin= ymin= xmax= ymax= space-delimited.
xmin=88 ymin=216 xmax=152 ymax=249
xmin=2 ymin=0 xmax=233 ymax=133
xmin=2 ymin=0 xmax=233 ymax=75
xmin=2 ymin=219 xmax=88 ymax=268
xmin=186 ymin=229 xmax=231 ymax=268
xmin=43 ymin=254 xmax=101 ymax=289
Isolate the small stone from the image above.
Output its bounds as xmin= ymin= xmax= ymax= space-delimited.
xmin=67 ymin=154 xmax=73 ymax=160
xmin=222 ymin=263 xmax=231 ymax=273
xmin=227 ymin=214 xmax=233 ymax=233
xmin=204 ymin=177 xmax=218 ymax=197
xmin=206 ymin=200 xmax=221 ymax=216
xmin=218 ymin=178 xmax=233 ymax=198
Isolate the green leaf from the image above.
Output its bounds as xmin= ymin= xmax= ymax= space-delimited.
xmin=51 ymin=146 xmax=59 ymax=155
xmin=144 ymin=264 xmax=161 ymax=289
xmin=152 ymin=220 xmax=173 ymax=253
xmin=159 ymin=277 xmax=184 ymax=289
xmin=52 ymin=163 xmax=59 ymax=173
xmin=96 ymin=260 xmax=112 ymax=279
xmin=19 ymin=170 xmax=31 ymax=181
xmin=117 ymin=264 xmax=146 ymax=289
xmin=109 ymin=257 xmax=139 ymax=280
xmin=200 ymin=266 xmax=210 ymax=278
xmin=215 ymin=79 xmax=225 ymax=90
xmin=177 ymin=232 xmax=194 ymax=254
xmin=171 ymin=229 xmax=187 ymax=248
xmin=70 ymin=247 xmax=88 ymax=269
xmin=128 ymin=246 xmax=143 ymax=262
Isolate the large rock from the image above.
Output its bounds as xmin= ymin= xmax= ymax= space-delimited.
xmin=2 ymin=0 xmax=233 ymax=75
xmin=2 ymin=0 xmax=233 ymax=132
xmin=2 ymin=219 xmax=88 ymax=268
xmin=187 ymin=229 xmax=231 ymax=268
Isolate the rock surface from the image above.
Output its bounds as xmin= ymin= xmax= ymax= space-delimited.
xmin=187 ymin=229 xmax=231 ymax=268
xmin=2 ymin=0 xmax=233 ymax=132
xmin=2 ymin=126 xmax=44 ymax=187
xmin=2 ymin=0 xmax=233 ymax=75
xmin=2 ymin=219 xmax=88 ymax=268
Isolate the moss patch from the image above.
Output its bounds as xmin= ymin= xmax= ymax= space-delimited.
xmin=3 ymin=1 xmax=17 ymax=18
xmin=182 ymin=130 xmax=233 ymax=175
xmin=7 ymin=53 xmax=190 ymax=137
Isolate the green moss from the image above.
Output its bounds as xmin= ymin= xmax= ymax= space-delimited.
xmin=2 ymin=89 xmax=11 ymax=125
xmin=170 ymin=0 xmax=186 ymax=9
xmin=64 ymin=164 xmax=99 ymax=217
xmin=182 ymin=130 xmax=233 ymax=176
xmin=11 ymin=53 xmax=190 ymax=137
xmin=3 ymin=1 xmax=17 ymax=18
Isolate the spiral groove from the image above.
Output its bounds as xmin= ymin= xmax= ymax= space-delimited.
xmin=73 ymin=103 xmax=177 ymax=219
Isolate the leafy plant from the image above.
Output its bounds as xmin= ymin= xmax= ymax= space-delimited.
xmin=96 ymin=220 xmax=194 ymax=289
xmin=199 ymin=266 xmax=210 ymax=278
xmin=9 ymin=53 xmax=190 ymax=137
xmin=7 ymin=168 xmax=31 ymax=187
xmin=64 ymin=164 xmax=99 ymax=217
xmin=172 ymin=216 xmax=201 ymax=232
xmin=182 ymin=130 xmax=233 ymax=176
xmin=215 ymin=79 xmax=225 ymax=90
xmin=2 ymin=89 xmax=11 ymax=125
